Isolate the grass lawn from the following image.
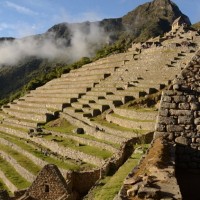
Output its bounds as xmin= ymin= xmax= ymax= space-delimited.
xmin=0 ymin=132 xmax=82 ymax=171
xmin=0 ymin=157 xmax=30 ymax=189
xmin=0 ymin=144 xmax=41 ymax=175
xmin=87 ymin=144 xmax=149 ymax=200
xmin=44 ymin=134 xmax=113 ymax=160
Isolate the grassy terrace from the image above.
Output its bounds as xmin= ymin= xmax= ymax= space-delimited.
xmin=0 ymin=157 xmax=30 ymax=189
xmin=0 ymin=178 xmax=10 ymax=192
xmin=43 ymin=134 xmax=113 ymax=160
xmin=43 ymin=118 xmax=120 ymax=148
xmin=111 ymin=113 xmax=155 ymax=122
xmin=92 ymin=116 xmax=147 ymax=134
xmin=0 ymin=132 xmax=91 ymax=171
xmin=0 ymin=144 xmax=41 ymax=175
xmin=90 ymin=144 xmax=149 ymax=200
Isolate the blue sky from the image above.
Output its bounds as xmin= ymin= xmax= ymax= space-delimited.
xmin=0 ymin=0 xmax=199 ymax=38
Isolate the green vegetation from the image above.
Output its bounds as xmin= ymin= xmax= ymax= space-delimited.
xmin=44 ymin=118 xmax=120 ymax=148
xmin=0 ymin=56 xmax=91 ymax=106
xmin=0 ymin=157 xmax=30 ymax=189
xmin=192 ymin=22 xmax=200 ymax=30
xmin=43 ymin=134 xmax=112 ymax=160
xmin=90 ymin=144 xmax=149 ymax=200
xmin=0 ymin=178 xmax=10 ymax=192
xmin=111 ymin=113 xmax=155 ymax=122
xmin=93 ymin=116 xmax=147 ymax=134
xmin=0 ymin=132 xmax=83 ymax=171
xmin=0 ymin=144 xmax=41 ymax=175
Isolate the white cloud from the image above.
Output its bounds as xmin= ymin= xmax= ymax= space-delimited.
xmin=5 ymin=1 xmax=38 ymax=16
xmin=0 ymin=23 xmax=110 ymax=66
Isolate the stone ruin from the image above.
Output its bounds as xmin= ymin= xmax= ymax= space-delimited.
xmin=0 ymin=17 xmax=200 ymax=200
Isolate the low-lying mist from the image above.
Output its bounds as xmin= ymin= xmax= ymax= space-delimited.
xmin=0 ymin=22 xmax=110 ymax=66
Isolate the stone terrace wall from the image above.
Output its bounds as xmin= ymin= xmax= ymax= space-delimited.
xmin=155 ymin=49 xmax=200 ymax=169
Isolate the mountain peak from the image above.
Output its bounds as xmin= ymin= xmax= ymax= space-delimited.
xmin=152 ymin=0 xmax=171 ymax=5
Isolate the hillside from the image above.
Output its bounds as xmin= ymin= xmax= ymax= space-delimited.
xmin=192 ymin=21 xmax=200 ymax=30
xmin=0 ymin=17 xmax=199 ymax=199
xmin=0 ymin=0 xmax=190 ymax=102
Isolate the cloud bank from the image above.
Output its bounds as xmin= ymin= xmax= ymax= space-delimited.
xmin=0 ymin=22 xmax=110 ymax=66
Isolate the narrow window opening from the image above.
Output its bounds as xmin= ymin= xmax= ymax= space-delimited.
xmin=44 ymin=184 xmax=49 ymax=192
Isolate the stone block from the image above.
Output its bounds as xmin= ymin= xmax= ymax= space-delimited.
xmin=167 ymin=125 xmax=184 ymax=132
xmin=194 ymin=118 xmax=200 ymax=125
xmin=158 ymin=116 xmax=176 ymax=125
xmin=159 ymin=109 xmax=169 ymax=117
xmin=173 ymin=95 xmax=186 ymax=103
xmin=161 ymin=102 xmax=177 ymax=109
xmin=169 ymin=109 xmax=192 ymax=116
xmin=197 ymin=125 xmax=200 ymax=132
xmin=175 ymin=136 xmax=188 ymax=145
xmin=190 ymin=103 xmax=200 ymax=111
xmin=162 ymin=96 xmax=171 ymax=102
xmin=178 ymin=103 xmax=190 ymax=110
xmin=178 ymin=116 xmax=193 ymax=125
xmin=155 ymin=123 xmax=166 ymax=132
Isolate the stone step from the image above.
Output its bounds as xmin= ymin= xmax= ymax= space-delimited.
xmin=42 ymin=82 xmax=95 ymax=90
xmin=2 ymin=108 xmax=51 ymax=123
xmin=61 ymin=73 xmax=111 ymax=81
xmin=34 ymin=86 xmax=90 ymax=94
xmin=80 ymin=61 xmax=124 ymax=71
xmin=92 ymin=87 xmax=118 ymax=92
xmin=112 ymin=90 xmax=141 ymax=98
xmin=16 ymin=100 xmax=65 ymax=110
xmin=97 ymin=99 xmax=123 ymax=108
xmin=135 ymin=83 xmax=166 ymax=91
xmin=68 ymin=67 xmax=116 ymax=77
xmin=81 ymin=107 xmax=101 ymax=117
xmin=2 ymin=120 xmax=33 ymax=131
xmin=77 ymin=99 xmax=96 ymax=104
xmin=91 ymin=121 xmax=137 ymax=139
xmin=105 ymin=95 xmax=134 ymax=104
xmin=81 ymin=95 xmax=105 ymax=101
xmin=24 ymin=96 xmax=77 ymax=104
xmin=86 ymin=91 xmax=113 ymax=96
xmin=95 ymin=82 xmax=125 ymax=88
xmin=3 ymin=117 xmax=38 ymax=128
xmin=29 ymin=92 xmax=81 ymax=99
xmin=106 ymin=113 xmax=156 ymax=130
xmin=46 ymin=78 xmax=99 ymax=86
xmin=114 ymin=108 xmax=158 ymax=121
xmin=71 ymin=102 xmax=90 ymax=109
xmin=88 ymin=103 xmax=110 ymax=112
xmin=7 ymin=103 xmax=56 ymax=115
xmin=63 ymin=107 xmax=92 ymax=118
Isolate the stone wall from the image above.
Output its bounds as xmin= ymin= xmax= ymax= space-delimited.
xmin=0 ymin=169 xmax=18 ymax=193
xmin=0 ymin=150 xmax=35 ymax=182
xmin=0 ymin=138 xmax=48 ymax=170
xmin=155 ymin=49 xmax=200 ymax=168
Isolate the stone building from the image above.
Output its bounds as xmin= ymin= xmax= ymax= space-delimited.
xmin=18 ymin=164 xmax=73 ymax=200
xmin=172 ymin=16 xmax=188 ymax=32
